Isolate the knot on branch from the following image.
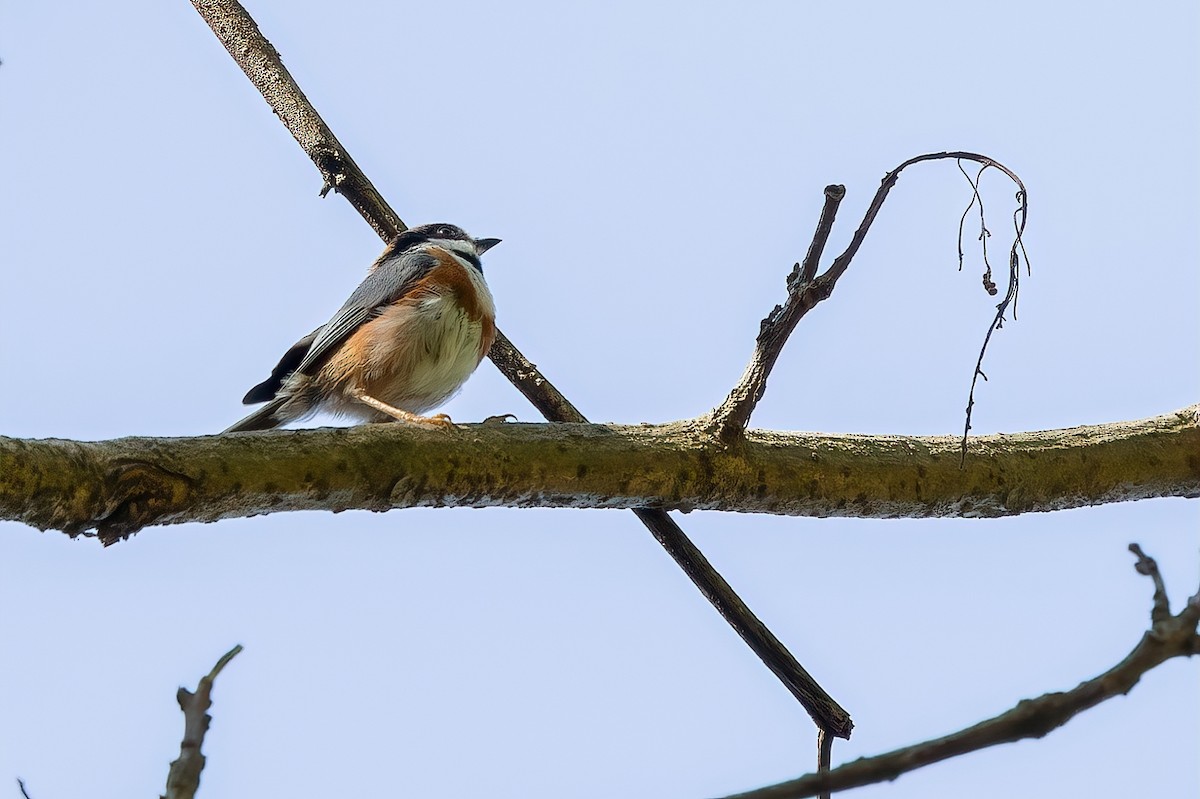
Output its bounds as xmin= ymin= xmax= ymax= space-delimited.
xmin=313 ymin=146 xmax=348 ymax=197
xmin=98 ymin=462 xmax=194 ymax=545
xmin=760 ymin=303 xmax=786 ymax=338
xmin=785 ymin=262 xmax=808 ymax=295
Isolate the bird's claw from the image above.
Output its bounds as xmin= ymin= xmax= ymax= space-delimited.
xmin=482 ymin=413 xmax=518 ymax=425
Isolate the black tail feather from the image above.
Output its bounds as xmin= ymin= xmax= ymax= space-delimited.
xmin=242 ymin=328 xmax=320 ymax=405
xmin=223 ymin=397 xmax=288 ymax=433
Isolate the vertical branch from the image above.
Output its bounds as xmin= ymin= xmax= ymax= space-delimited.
xmin=816 ymin=728 xmax=834 ymax=799
xmin=162 ymin=645 xmax=243 ymax=799
xmin=710 ymin=184 xmax=846 ymax=439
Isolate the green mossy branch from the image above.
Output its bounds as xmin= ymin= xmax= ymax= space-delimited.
xmin=2 ymin=406 xmax=1195 ymax=543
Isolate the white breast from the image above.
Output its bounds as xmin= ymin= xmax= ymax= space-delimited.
xmin=393 ymin=293 xmax=487 ymax=412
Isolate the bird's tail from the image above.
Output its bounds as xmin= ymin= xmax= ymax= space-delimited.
xmin=222 ymin=397 xmax=288 ymax=434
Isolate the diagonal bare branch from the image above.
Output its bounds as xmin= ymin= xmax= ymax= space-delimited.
xmin=188 ymin=0 xmax=848 ymax=736
xmin=714 ymin=545 xmax=1200 ymax=799
xmin=190 ymin=2 xmax=404 ymax=240
xmin=635 ymin=508 xmax=852 ymax=737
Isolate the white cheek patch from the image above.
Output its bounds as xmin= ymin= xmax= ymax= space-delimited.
xmin=422 ymin=238 xmax=496 ymax=319
xmin=427 ymin=237 xmax=476 ymax=263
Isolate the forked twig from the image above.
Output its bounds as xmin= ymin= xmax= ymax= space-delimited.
xmin=717 ymin=545 xmax=1200 ymax=799
xmin=710 ymin=184 xmax=845 ymax=440
xmin=711 ymin=152 xmax=1030 ymax=465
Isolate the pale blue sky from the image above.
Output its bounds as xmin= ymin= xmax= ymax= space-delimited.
xmin=1 ymin=2 xmax=1197 ymax=798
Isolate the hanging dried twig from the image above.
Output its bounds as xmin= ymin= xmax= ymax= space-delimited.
xmin=711 ymin=152 xmax=1030 ymax=459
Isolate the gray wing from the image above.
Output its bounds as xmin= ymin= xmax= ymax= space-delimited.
xmin=240 ymin=249 xmax=440 ymax=406
xmin=292 ymin=248 xmax=440 ymax=376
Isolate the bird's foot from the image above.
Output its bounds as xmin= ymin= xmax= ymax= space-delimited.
xmin=353 ymin=392 xmax=457 ymax=430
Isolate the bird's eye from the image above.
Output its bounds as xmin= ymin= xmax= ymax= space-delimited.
xmin=438 ymin=225 xmax=455 ymax=237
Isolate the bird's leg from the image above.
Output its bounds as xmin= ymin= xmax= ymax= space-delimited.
xmin=350 ymin=390 xmax=455 ymax=429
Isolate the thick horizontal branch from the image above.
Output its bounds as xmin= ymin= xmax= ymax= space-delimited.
xmin=2 ymin=406 xmax=1195 ymax=541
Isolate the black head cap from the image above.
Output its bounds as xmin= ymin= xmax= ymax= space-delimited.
xmin=384 ymin=223 xmax=501 ymax=268
xmin=391 ymin=222 xmax=498 ymax=250
xmin=391 ymin=223 xmax=471 ymax=249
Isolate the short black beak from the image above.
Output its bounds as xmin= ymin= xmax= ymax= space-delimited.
xmin=474 ymin=237 xmax=501 ymax=255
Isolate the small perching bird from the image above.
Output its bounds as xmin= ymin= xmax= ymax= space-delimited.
xmin=224 ymin=223 xmax=500 ymax=433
